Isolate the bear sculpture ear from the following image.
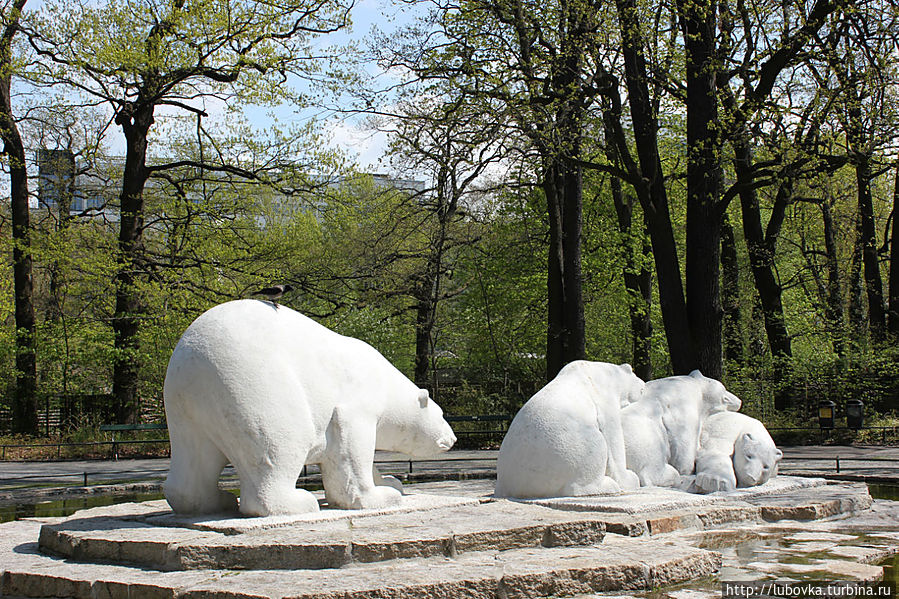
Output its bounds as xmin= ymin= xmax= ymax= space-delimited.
xmin=689 ymin=369 xmax=704 ymax=378
xmin=774 ymin=448 xmax=783 ymax=461
xmin=620 ymin=363 xmax=634 ymax=373
xmin=417 ymin=389 xmax=429 ymax=407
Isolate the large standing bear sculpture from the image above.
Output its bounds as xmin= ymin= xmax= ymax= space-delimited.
xmin=495 ymin=361 xmax=643 ymax=498
xmin=163 ymin=299 xmax=457 ymax=517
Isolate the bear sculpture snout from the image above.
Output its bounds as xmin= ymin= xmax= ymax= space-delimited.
xmin=438 ymin=431 xmax=457 ymax=451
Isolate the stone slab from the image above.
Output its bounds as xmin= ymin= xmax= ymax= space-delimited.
xmin=746 ymin=484 xmax=873 ymax=521
xmin=36 ymin=479 xmax=874 ymax=572
xmin=147 ymin=492 xmax=481 ymax=534
xmin=39 ymin=498 xmax=613 ymax=571
xmin=522 ymin=476 xmax=824 ymax=513
xmin=2 ymin=520 xmax=721 ymax=599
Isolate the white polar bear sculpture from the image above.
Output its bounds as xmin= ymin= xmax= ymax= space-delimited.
xmin=494 ymin=361 xmax=643 ymax=499
xmin=694 ymin=411 xmax=782 ymax=493
xmin=163 ymin=299 xmax=457 ymax=517
xmin=622 ymin=370 xmax=741 ymax=487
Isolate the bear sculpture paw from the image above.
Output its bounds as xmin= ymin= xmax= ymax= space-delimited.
xmin=695 ymin=471 xmax=736 ymax=493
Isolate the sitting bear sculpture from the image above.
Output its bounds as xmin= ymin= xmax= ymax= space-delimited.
xmin=622 ymin=370 xmax=742 ymax=486
xmin=163 ymin=300 xmax=456 ymax=516
xmin=495 ymin=361 xmax=643 ymax=498
xmin=694 ymin=410 xmax=782 ymax=493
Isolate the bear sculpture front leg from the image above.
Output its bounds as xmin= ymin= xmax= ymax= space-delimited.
xmin=320 ymin=406 xmax=403 ymax=509
xmin=694 ymin=450 xmax=738 ymax=493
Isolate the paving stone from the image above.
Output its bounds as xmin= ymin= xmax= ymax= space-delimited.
xmin=784 ymin=532 xmax=861 ymax=542
xmin=36 ymin=478 xmax=873 ymax=573
xmin=786 ymin=541 xmax=837 ymax=553
xmin=825 ymin=544 xmax=897 ymax=563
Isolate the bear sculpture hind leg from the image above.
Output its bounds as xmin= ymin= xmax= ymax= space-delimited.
xmin=237 ymin=465 xmax=320 ymax=517
xmin=165 ymin=427 xmax=237 ymax=514
xmin=556 ymin=428 xmax=621 ymax=496
xmin=320 ymin=406 xmax=402 ymax=509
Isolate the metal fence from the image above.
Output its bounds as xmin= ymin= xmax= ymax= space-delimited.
xmin=2 ymin=417 xmax=898 ymax=462
xmin=2 ymin=453 xmax=899 ymax=495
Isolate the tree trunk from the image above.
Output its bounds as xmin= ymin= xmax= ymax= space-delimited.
xmin=43 ymin=149 xmax=76 ymax=322
xmin=112 ymin=103 xmax=153 ymax=424
xmin=615 ymin=0 xmax=697 ymax=374
xmin=720 ymin=214 xmax=742 ymax=364
xmin=822 ymin=198 xmax=846 ymax=355
xmin=855 ymin=150 xmax=887 ymax=342
xmin=544 ymin=157 xmax=586 ymax=380
xmin=889 ymin=164 xmax=899 ymax=336
xmin=848 ymin=215 xmax=868 ymax=347
xmin=605 ymin=112 xmax=652 ymax=379
xmin=680 ymin=0 xmax=724 ymax=380
xmin=611 ymin=184 xmax=653 ymax=380
xmin=413 ymin=291 xmax=435 ymax=389
xmin=0 ymin=3 xmax=38 ymax=434
xmin=732 ymin=136 xmax=793 ymax=363
xmin=544 ymin=8 xmax=587 ymax=382
xmin=413 ymin=232 xmax=447 ymax=390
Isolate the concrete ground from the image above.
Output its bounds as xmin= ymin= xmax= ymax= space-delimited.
xmin=0 ymin=445 xmax=897 ymax=499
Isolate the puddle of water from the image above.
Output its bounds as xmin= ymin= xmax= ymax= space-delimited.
xmin=880 ymin=553 xmax=898 ymax=599
xmin=869 ymin=484 xmax=899 ymax=501
xmin=0 ymin=492 xmax=165 ymax=523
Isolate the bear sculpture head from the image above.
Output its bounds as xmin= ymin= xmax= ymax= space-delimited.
xmin=378 ymin=389 xmax=456 ymax=458
xmin=617 ymin=363 xmax=647 ymax=407
xmin=689 ymin=370 xmax=742 ymax=414
xmin=732 ymin=430 xmax=783 ymax=487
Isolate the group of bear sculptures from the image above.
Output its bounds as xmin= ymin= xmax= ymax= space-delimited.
xmin=495 ymin=362 xmax=782 ymax=498
xmin=163 ymin=300 xmax=782 ymax=517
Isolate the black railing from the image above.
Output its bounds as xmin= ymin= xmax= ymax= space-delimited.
xmin=2 ymin=453 xmax=898 ymax=493
xmin=2 ymin=420 xmax=898 ymax=462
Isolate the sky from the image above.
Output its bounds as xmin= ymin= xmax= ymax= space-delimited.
xmin=257 ymin=0 xmax=426 ymax=174
xmin=19 ymin=0 xmax=425 ymax=177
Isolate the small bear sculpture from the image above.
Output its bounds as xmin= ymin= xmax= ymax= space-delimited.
xmin=694 ymin=410 xmax=782 ymax=493
xmin=495 ymin=361 xmax=643 ymax=499
xmin=625 ymin=370 xmax=742 ymax=481
xmin=163 ymin=300 xmax=456 ymax=516
xmin=621 ymin=398 xmax=683 ymax=487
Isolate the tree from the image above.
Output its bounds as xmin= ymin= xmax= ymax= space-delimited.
xmin=0 ymin=0 xmax=37 ymax=433
xmin=383 ymin=97 xmax=501 ymax=388
xmin=380 ymin=0 xmax=647 ymax=380
xmin=890 ymin=163 xmax=899 ymax=335
xmin=29 ymin=0 xmax=352 ymax=422
xmin=609 ymin=0 xmax=698 ymax=374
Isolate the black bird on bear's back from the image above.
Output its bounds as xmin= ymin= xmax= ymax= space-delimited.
xmin=251 ymin=284 xmax=294 ymax=307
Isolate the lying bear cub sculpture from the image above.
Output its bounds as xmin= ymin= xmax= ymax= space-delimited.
xmin=694 ymin=411 xmax=782 ymax=493
xmin=163 ymin=300 xmax=456 ymax=516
